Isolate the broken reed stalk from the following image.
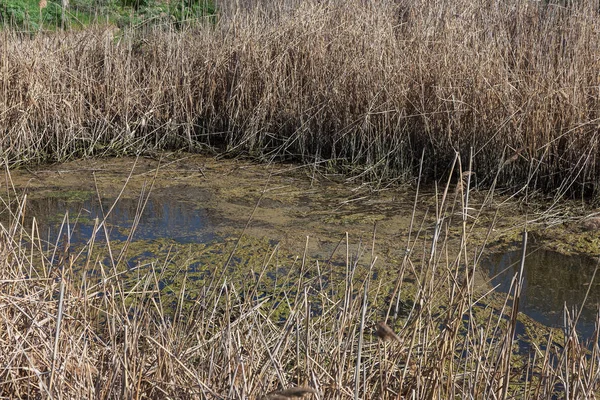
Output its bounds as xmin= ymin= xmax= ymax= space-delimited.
xmin=501 ymin=230 xmax=527 ymax=399
xmin=354 ymin=264 xmax=371 ymax=400
xmin=49 ymin=259 xmax=66 ymax=393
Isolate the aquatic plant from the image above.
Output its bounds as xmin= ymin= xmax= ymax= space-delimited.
xmin=1 ymin=161 xmax=599 ymax=399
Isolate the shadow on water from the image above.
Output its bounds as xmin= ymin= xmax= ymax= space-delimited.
xmin=14 ymin=192 xmax=221 ymax=245
xmin=483 ymin=248 xmax=600 ymax=339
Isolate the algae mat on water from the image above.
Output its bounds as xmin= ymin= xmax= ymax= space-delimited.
xmin=1 ymin=154 xmax=599 ymax=342
xmin=3 ymin=154 xmax=425 ymax=260
xmin=4 ymin=154 xmax=598 ymax=256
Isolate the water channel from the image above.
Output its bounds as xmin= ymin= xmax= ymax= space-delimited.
xmin=483 ymin=249 xmax=599 ymax=339
xmin=3 ymin=155 xmax=599 ymax=340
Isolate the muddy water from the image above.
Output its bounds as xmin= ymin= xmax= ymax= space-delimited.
xmin=2 ymin=155 xmax=600 ymax=339
xmin=483 ymin=249 xmax=600 ymax=339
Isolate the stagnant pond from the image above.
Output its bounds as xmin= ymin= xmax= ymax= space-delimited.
xmin=2 ymin=155 xmax=600 ymax=340
xmin=483 ymin=249 xmax=600 ymax=339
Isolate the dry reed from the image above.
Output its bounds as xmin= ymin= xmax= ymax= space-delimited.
xmin=1 ymin=159 xmax=599 ymax=399
xmin=1 ymin=0 xmax=600 ymax=195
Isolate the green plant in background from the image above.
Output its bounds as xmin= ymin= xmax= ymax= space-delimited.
xmin=0 ymin=0 xmax=217 ymax=31
xmin=0 ymin=0 xmax=91 ymax=30
xmin=1 ymin=0 xmax=42 ymax=30
xmin=121 ymin=0 xmax=149 ymax=9
xmin=168 ymin=0 xmax=216 ymax=27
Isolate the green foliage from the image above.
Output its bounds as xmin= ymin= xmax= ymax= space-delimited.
xmin=1 ymin=0 xmax=42 ymax=30
xmin=0 ymin=0 xmax=217 ymax=31
xmin=121 ymin=0 xmax=149 ymax=10
xmin=169 ymin=0 xmax=216 ymax=26
xmin=0 ymin=0 xmax=90 ymax=30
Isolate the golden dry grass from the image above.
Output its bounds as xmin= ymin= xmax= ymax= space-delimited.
xmin=2 ymin=0 xmax=600 ymax=195
xmin=1 ymin=164 xmax=599 ymax=399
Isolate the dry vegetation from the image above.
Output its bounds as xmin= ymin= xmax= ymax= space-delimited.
xmin=1 ymin=0 xmax=600 ymax=196
xmin=2 ymin=0 xmax=600 ymax=398
xmin=1 ymin=165 xmax=599 ymax=399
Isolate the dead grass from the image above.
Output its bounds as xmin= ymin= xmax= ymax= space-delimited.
xmin=1 ymin=161 xmax=599 ymax=399
xmin=2 ymin=0 xmax=600 ymax=195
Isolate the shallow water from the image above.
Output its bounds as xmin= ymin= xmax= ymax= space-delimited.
xmin=4 ymin=156 xmax=428 ymax=265
xmin=22 ymin=192 xmax=221 ymax=244
xmin=483 ymin=249 xmax=600 ymax=339
xmin=4 ymin=155 xmax=600 ymax=341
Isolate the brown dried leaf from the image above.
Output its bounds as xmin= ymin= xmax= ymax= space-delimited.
xmin=375 ymin=321 xmax=402 ymax=343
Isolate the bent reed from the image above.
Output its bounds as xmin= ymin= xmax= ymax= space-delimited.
xmin=2 ymin=0 xmax=600 ymax=196
xmin=1 ymin=162 xmax=599 ymax=399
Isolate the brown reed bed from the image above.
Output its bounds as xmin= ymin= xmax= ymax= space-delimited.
xmin=1 ymin=162 xmax=599 ymax=399
xmin=1 ymin=0 xmax=600 ymax=197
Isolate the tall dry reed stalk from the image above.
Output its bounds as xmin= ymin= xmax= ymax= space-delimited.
xmin=0 ymin=160 xmax=599 ymax=398
xmin=2 ymin=0 xmax=600 ymax=195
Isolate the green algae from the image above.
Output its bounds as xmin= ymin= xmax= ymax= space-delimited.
xmin=3 ymin=154 xmax=600 ymax=353
xmin=535 ymin=227 xmax=600 ymax=257
xmin=62 ymin=232 xmax=400 ymax=326
xmin=43 ymin=189 xmax=94 ymax=203
xmin=323 ymin=211 xmax=387 ymax=225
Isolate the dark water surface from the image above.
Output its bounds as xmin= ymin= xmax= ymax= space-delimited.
xmin=21 ymin=192 xmax=221 ymax=245
xmin=483 ymin=249 xmax=600 ymax=339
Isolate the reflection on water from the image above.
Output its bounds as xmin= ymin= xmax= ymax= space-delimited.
xmin=14 ymin=192 xmax=220 ymax=245
xmin=8 ymin=176 xmax=600 ymax=340
xmin=483 ymin=249 xmax=600 ymax=338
